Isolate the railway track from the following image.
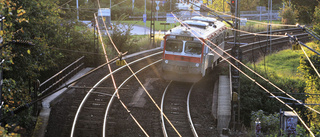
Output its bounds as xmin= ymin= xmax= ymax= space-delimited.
xmin=223 ymin=27 xmax=311 ymax=61
xmin=224 ymin=27 xmax=307 ymax=49
xmin=46 ymin=27 xmax=312 ymax=137
xmin=70 ymin=51 xmax=162 ymax=137
xmin=45 ymin=49 xmax=162 ymax=137
xmin=161 ymin=81 xmax=196 ymax=137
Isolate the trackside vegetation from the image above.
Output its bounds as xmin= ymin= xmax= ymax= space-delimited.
xmin=241 ymin=42 xmax=320 ymax=136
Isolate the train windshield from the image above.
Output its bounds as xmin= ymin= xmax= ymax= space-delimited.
xmin=185 ymin=42 xmax=202 ymax=55
xmin=165 ymin=40 xmax=183 ymax=53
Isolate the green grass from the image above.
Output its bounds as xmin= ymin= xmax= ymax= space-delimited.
xmin=224 ymin=20 xmax=285 ymax=32
xmin=250 ymin=41 xmax=320 ymax=80
xmin=253 ymin=49 xmax=303 ymax=80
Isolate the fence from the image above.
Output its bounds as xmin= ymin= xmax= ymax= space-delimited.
xmin=129 ymin=10 xmax=281 ymax=21
xmin=38 ymin=56 xmax=85 ymax=97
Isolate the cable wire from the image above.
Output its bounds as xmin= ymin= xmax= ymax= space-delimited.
xmin=300 ymin=44 xmax=320 ymax=79
xmin=190 ymin=9 xmax=287 ymax=37
xmin=177 ymin=10 xmax=320 ymax=115
xmin=96 ymin=0 xmax=182 ymax=136
xmin=94 ymin=13 xmax=150 ymax=137
xmin=226 ymin=27 xmax=287 ymax=37
xmin=171 ymin=12 xmax=315 ymax=136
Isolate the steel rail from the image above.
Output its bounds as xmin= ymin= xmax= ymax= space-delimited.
xmin=221 ymin=33 xmax=310 ymax=62
xmin=102 ymin=59 xmax=162 ymax=137
xmin=161 ymin=82 xmax=196 ymax=137
xmin=160 ymin=81 xmax=172 ymax=137
xmin=225 ymin=27 xmax=301 ymax=41
xmin=187 ymin=83 xmax=198 ymax=137
xmin=70 ymin=51 xmax=161 ymax=137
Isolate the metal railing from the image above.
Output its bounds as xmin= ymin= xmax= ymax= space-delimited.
xmin=39 ymin=56 xmax=85 ymax=97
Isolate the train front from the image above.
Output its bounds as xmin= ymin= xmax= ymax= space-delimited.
xmin=161 ymin=32 xmax=203 ymax=83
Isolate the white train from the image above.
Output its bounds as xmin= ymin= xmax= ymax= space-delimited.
xmin=161 ymin=16 xmax=226 ymax=82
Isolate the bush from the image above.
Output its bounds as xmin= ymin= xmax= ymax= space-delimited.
xmin=279 ymin=2 xmax=298 ymax=25
xmin=250 ymin=110 xmax=280 ymax=136
xmin=313 ymin=4 xmax=320 ymax=40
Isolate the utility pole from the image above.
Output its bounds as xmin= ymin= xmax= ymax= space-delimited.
xmin=269 ymin=0 xmax=272 ymax=52
xmin=144 ymin=0 xmax=147 ymax=34
xmin=150 ymin=0 xmax=155 ymax=48
xmin=76 ymin=0 xmax=79 ymax=20
xmin=170 ymin=0 xmax=172 ymax=11
xmin=230 ymin=0 xmax=242 ymax=130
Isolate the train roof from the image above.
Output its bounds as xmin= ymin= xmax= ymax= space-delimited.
xmin=166 ymin=16 xmax=226 ymax=39
xmin=191 ymin=16 xmax=217 ymax=23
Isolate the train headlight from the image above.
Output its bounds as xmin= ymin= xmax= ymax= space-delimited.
xmin=165 ymin=60 xmax=169 ymax=64
xmin=195 ymin=63 xmax=199 ymax=67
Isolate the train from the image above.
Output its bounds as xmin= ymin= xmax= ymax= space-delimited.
xmin=161 ymin=16 xmax=227 ymax=83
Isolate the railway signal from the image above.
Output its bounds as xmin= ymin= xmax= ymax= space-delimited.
xmin=116 ymin=52 xmax=126 ymax=66
xmin=230 ymin=0 xmax=235 ymax=14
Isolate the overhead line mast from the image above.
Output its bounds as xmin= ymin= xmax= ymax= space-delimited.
xmin=192 ymin=0 xmax=242 ymax=130
xmin=230 ymin=0 xmax=242 ymax=130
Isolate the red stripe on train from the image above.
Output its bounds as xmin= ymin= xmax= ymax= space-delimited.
xmin=164 ymin=54 xmax=201 ymax=63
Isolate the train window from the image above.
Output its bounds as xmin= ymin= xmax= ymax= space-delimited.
xmin=185 ymin=42 xmax=202 ymax=55
xmin=166 ymin=40 xmax=183 ymax=53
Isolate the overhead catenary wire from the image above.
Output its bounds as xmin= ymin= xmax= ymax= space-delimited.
xmin=300 ymin=45 xmax=320 ymax=79
xmin=103 ymin=59 xmax=162 ymax=137
xmin=171 ymin=12 xmax=315 ymax=136
xmin=95 ymin=0 xmax=182 ymax=136
xmin=190 ymin=9 xmax=287 ymax=37
xmin=183 ymin=9 xmax=320 ymax=115
xmin=71 ymin=13 xmax=125 ymax=137
xmin=226 ymin=27 xmax=287 ymax=37
xmin=94 ymin=12 xmax=150 ymax=137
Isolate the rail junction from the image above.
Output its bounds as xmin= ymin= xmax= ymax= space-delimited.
xmin=35 ymin=27 xmax=311 ymax=137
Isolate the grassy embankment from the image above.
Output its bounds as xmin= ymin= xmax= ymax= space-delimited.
xmin=242 ymin=42 xmax=320 ymax=136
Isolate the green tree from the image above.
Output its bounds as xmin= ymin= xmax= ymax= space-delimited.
xmin=204 ymin=0 xmax=230 ymax=12
xmin=108 ymin=14 xmax=138 ymax=53
xmin=313 ymin=3 xmax=320 ymax=37
xmin=297 ymin=42 xmax=320 ymax=130
xmin=240 ymin=0 xmax=260 ymax=11
xmin=0 ymin=0 xmax=63 ymax=135
xmin=289 ymin=0 xmax=318 ymax=24
xmin=279 ymin=1 xmax=298 ymax=25
xmin=250 ymin=110 xmax=280 ymax=136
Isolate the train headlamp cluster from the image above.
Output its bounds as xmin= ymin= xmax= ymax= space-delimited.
xmin=195 ymin=63 xmax=199 ymax=67
xmin=165 ymin=60 xmax=168 ymax=64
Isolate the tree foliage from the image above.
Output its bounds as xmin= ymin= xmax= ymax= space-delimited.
xmin=240 ymin=67 xmax=306 ymax=127
xmin=203 ymin=0 xmax=230 ymax=12
xmin=0 ymin=0 xmax=98 ymax=135
xmin=107 ymin=14 xmax=138 ymax=54
xmin=279 ymin=1 xmax=298 ymax=25
xmin=0 ymin=0 xmax=62 ymax=135
xmin=298 ymin=42 xmax=320 ymax=129
xmin=313 ymin=4 xmax=320 ymax=37
xmin=250 ymin=110 xmax=279 ymax=136
xmin=290 ymin=0 xmax=319 ymax=24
